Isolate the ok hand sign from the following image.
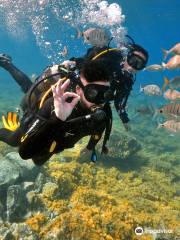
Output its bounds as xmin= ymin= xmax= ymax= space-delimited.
xmin=52 ymin=79 xmax=80 ymax=121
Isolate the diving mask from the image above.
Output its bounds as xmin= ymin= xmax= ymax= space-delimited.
xmin=78 ymin=80 xmax=113 ymax=104
xmin=127 ymin=52 xmax=147 ymax=70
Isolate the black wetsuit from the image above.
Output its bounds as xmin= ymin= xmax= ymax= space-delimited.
xmin=71 ymin=46 xmax=135 ymax=124
xmin=0 ymin=58 xmax=33 ymax=93
xmin=0 ymin=65 xmax=111 ymax=165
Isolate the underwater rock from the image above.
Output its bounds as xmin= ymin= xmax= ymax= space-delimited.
xmin=42 ymin=182 xmax=59 ymax=199
xmin=0 ymin=152 xmax=39 ymax=200
xmin=5 ymin=152 xmax=39 ymax=181
xmin=0 ymin=225 xmax=14 ymax=240
xmin=34 ymin=172 xmax=46 ymax=193
xmin=26 ymin=191 xmax=44 ymax=212
xmin=0 ymin=159 xmax=20 ymax=190
xmin=6 ymin=185 xmax=27 ymax=222
xmin=10 ymin=222 xmax=39 ymax=240
xmin=101 ymin=132 xmax=141 ymax=159
xmin=0 ymin=200 xmax=4 ymax=220
xmin=22 ymin=182 xmax=35 ymax=193
xmin=0 ymin=221 xmax=38 ymax=240
xmin=26 ymin=191 xmax=38 ymax=206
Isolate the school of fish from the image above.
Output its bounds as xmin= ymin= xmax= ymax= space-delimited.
xmin=140 ymin=42 xmax=180 ymax=133
xmin=144 ymin=43 xmax=180 ymax=71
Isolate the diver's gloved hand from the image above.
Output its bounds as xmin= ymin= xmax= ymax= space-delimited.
xmin=123 ymin=122 xmax=131 ymax=131
xmin=0 ymin=54 xmax=12 ymax=67
xmin=61 ymin=60 xmax=76 ymax=70
xmin=51 ymin=79 xmax=80 ymax=121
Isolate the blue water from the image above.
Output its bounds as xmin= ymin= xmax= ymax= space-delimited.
xmin=0 ymin=0 xmax=179 ymax=98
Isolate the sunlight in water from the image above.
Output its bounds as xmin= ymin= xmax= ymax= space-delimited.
xmin=0 ymin=0 xmax=126 ymax=61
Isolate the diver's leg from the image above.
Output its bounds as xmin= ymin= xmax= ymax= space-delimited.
xmin=32 ymin=153 xmax=53 ymax=166
xmin=0 ymin=54 xmax=32 ymax=93
xmin=0 ymin=127 xmax=23 ymax=147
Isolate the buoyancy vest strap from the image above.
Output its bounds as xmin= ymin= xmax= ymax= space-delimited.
xmin=39 ymin=77 xmax=67 ymax=109
xmin=92 ymin=48 xmax=120 ymax=61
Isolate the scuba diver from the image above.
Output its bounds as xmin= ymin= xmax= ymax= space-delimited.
xmin=0 ymin=59 xmax=112 ymax=165
xmin=0 ymin=35 xmax=148 ymax=162
xmin=63 ymin=35 xmax=149 ymax=130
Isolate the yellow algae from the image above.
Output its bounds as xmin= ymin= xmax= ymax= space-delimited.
xmin=26 ymin=213 xmax=47 ymax=232
xmin=0 ymin=123 xmax=178 ymax=239
xmin=25 ymin=153 xmax=178 ymax=239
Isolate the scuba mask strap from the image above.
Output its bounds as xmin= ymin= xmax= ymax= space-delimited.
xmin=107 ymin=37 xmax=114 ymax=48
xmin=125 ymin=35 xmax=136 ymax=45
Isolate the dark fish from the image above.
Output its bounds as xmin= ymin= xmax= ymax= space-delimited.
xmin=136 ymin=105 xmax=154 ymax=115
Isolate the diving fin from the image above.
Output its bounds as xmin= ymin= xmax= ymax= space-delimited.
xmin=2 ymin=112 xmax=20 ymax=131
xmin=91 ymin=149 xmax=97 ymax=163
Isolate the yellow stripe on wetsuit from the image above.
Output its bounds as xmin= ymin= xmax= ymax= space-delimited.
xmin=92 ymin=48 xmax=120 ymax=60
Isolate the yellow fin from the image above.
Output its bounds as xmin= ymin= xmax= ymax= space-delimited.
xmin=2 ymin=115 xmax=11 ymax=130
xmin=7 ymin=112 xmax=14 ymax=129
xmin=2 ymin=112 xmax=20 ymax=131
xmin=12 ymin=112 xmax=20 ymax=129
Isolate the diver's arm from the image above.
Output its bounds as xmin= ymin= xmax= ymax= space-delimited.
xmin=0 ymin=57 xmax=32 ymax=93
xmin=69 ymin=47 xmax=96 ymax=69
xmin=114 ymin=91 xmax=130 ymax=124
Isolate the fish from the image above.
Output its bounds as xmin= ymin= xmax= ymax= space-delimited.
xmin=140 ymin=84 xmax=162 ymax=96
xmin=58 ymin=46 xmax=68 ymax=57
xmin=163 ymin=89 xmax=180 ymax=101
xmin=144 ymin=55 xmax=180 ymax=71
xmin=136 ymin=105 xmax=154 ymax=116
xmin=157 ymin=103 xmax=180 ymax=118
xmin=162 ymin=43 xmax=180 ymax=60
xmin=162 ymin=55 xmax=180 ymax=70
xmin=162 ymin=76 xmax=180 ymax=91
xmin=143 ymin=64 xmax=164 ymax=71
xmin=158 ymin=120 xmax=180 ymax=133
xmin=77 ymin=27 xmax=111 ymax=47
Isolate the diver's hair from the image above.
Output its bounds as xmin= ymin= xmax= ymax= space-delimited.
xmin=129 ymin=44 xmax=149 ymax=61
xmin=81 ymin=59 xmax=109 ymax=82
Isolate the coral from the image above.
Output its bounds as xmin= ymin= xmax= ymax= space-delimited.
xmin=98 ymin=131 xmax=142 ymax=160
xmin=1 ymin=102 xmax=180 ymax=239
xmin=24 ymin=155 xmax=179 ymax=239
xmin=26 ymin=213 xmax=47 ymax=232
